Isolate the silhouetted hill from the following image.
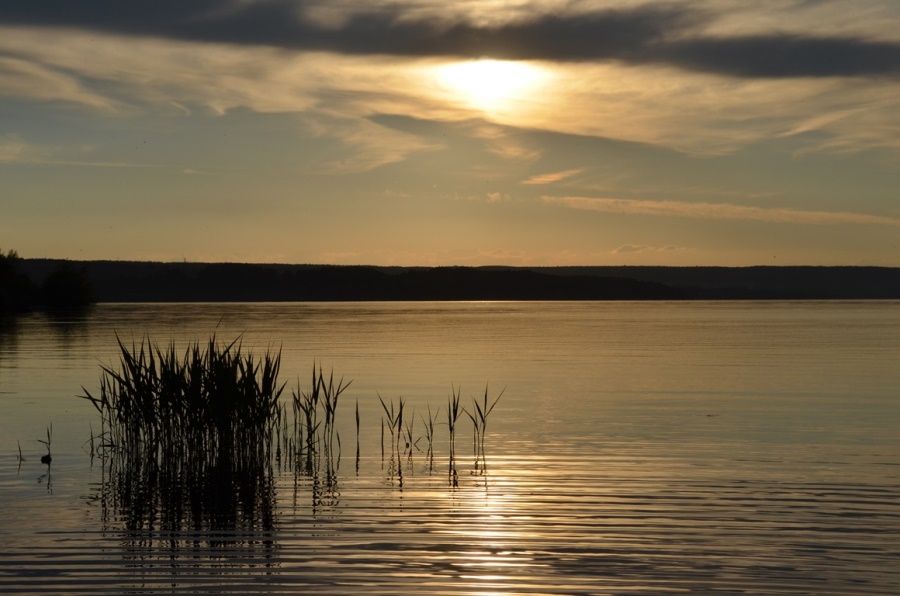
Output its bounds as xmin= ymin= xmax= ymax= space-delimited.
xmin=18 ymin=260 xmax=900 ymax=302
xmin=527 ymin=266 xmax=900 ymax=299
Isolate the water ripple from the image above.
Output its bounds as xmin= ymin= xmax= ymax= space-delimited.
xmin=3 ymin=454 xmax=898 ymax=595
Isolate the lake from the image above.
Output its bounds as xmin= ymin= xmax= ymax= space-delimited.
xmin=1 ymin=301 xmax=898 ymax=594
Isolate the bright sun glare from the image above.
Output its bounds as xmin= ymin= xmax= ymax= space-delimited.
xmin=438 ymin=59 xmax=546 ymax=112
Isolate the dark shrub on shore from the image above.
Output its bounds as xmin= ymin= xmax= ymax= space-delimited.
xmin=0 ymin=249 xmax=93 ymax=313
xmin=0 ymin=249 xmax=36 ymax=313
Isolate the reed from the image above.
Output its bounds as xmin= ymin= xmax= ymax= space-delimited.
xmin=465 ymin=385 xmax=504 ymax=470
xmin=403 ymin=407 xmax=415 ymax=453
xmin=419 ymin=404 xmax=438 ymax=470
xmin=355 ymin=399 xmax=361 ymax=473
xmin=290 ymin=363 xmax=350 ymax=478
xmin=38 ymin=423 xmax=52 ymax=464
xmin=378 ymin=394 xmax=405 ymax=458
xmin=447 ymin=385 xmax=463 ymax=464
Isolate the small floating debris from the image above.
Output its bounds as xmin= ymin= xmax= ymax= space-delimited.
xmin=37 ymin=423 xmax=52 ymax=465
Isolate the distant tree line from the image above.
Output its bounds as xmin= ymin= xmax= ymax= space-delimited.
xmin=13 ymin=258 xmax=900 ymax=302
xmin=38 ymin=261 xmax=683 ymax=302
xmin=0 ymin=249 xmax=93 ymax=313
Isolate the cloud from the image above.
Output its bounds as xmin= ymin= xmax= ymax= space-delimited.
xmin=613 ymin=244 xmax=688 ymax=255
xmin=3 ymin=2 xmax=900 ymax=79
xmin=660 ymin=34 xmax=900 ymax=79
xmin=778 ymin=97 xmax=900 ymax=155
xmin=0 ymin=3 xmax=693 ymax=59
xmin=523 ymin=63 xmax=900 ymax=155
xmin=0 ymin=133 xmax=207 ymax=169
xmin=522 ymin=168 xmax=583 ymax=185
xmin=613 ymin=244 xmax=651 ymax=254
xmin=483 ymin=136 xmax=542 ymax=161
xmin=543 ymin=196 xmax=900 ymax=226
xmin=466 ymin=124 xmax=543 ymax=162
xmin=0 ymin=134 xmax=26 ymax=162
xmin=3 ymin=14 xmax=899 ymax=161
xmin=382 ymin=188 xmax=412 ymax=199
xmin=3 ymin=27 xmax=898 ymax=162
xmin=0 ymin=55 xmax=116 ymax=110
xmin=302 ymin=113 xmax=441 ymax=173
xmin=182 ymin=168 xmax=221 ymax=176
xmin=0 ymin=28 xmax=446 ymax=170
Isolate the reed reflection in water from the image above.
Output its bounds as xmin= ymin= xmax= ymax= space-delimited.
xmin=95 ymin=445 xmax=280 ymax=579
xmin=91 ymin=426 xmax=518 ymax=593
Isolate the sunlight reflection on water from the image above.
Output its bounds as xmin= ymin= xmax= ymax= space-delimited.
xmin=1 ymin=301 xmax=899 ymax=594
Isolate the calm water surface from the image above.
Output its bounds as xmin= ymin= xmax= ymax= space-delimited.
xmin=1 ymin=301 xmax=899 ymax=594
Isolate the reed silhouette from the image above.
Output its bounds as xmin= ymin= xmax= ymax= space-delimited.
xmin=465 ymin=385 xmax=504 ymax=472
xmin=288 ymin=363 xmax=349 ymax=511
xmin=379 ymin=394 xmax=407 ymax=483
xmin=448 ymin=385 xmax=464 ymax=486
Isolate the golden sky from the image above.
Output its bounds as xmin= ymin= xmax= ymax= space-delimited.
xmin=2 ymin=1 xmax=899 ymax=265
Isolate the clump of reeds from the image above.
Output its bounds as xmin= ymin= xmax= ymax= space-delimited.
xmin=80 ymin=335 xmax=284 ymax=469
xmin=290 ymin=363 xmax=350 ymax=475
xmin=379 ymin=394 xmax=406 ymax=460
xmin=81 ymin=335 xmax=285 ymax=549
xmin=418 ymin=404 xmax=439 ymax=472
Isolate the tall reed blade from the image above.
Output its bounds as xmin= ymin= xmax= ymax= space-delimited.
xmin=465 ymin=384 xmax=505 ymax=471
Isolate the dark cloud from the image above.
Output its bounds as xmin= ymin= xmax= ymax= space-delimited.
xmin=662 ymin=35 xmax=900 ymax=78
xmin=0 ymin=1 xmax=690 ymax=57
xmin=3 ymin=1 xmax=899 ymax=78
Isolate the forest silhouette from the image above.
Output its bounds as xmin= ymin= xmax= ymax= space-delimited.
xmin=14 ymin=258 xmax=900 ymax=303
xmin=1 ymin=250 xmax=92 ymax=312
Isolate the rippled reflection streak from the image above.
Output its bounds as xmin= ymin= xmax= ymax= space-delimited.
xmin=445 ymin=476 xmax=541 ymax=595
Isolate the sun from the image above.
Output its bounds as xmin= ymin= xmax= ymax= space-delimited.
xmin=437 ymin=59 xmax=546 ymax=113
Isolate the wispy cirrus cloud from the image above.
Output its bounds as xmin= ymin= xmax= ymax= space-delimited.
xmin=301 ymin=113 xmax=441 ymax=173
xmin=0 ymin=28 xmax=445 ymax=172
xmin=0 ymin=134 xmax=26 ymax=162
xmin=0 ymin=55 xmax=118 ymax=110
xmin=613 ymin=244 xmax=687 ymax=255
xmin=522 ymin=168 xmax=583 ymax=185
xmin=542 ymin=196 xmax=900 ymax=226
xmin=0 ymin=133 xmax=216 ymax=170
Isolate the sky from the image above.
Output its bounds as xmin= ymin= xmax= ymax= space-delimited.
xmin=1 ymin=0 xmax=899 ymax=267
